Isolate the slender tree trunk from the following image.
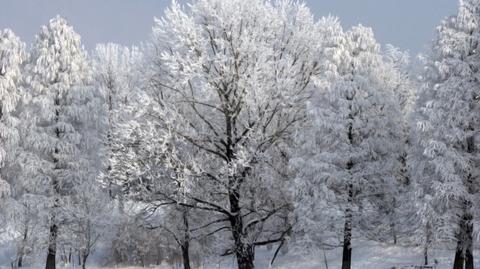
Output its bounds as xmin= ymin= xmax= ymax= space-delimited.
xmin=341 ymin=210 xmax=352 ymax=269
xmin=181 ymin=245 xmax=191 ymax=269
xmin=17 ymin=225 xmax=28 ymax=268
xmin=389 ymin=197 xmax=397 ymax=245
xmin=341 ymin=184 xmax=353 ymax=269
xmin=342 ymin=104 xmax=355 ymax=269
xmin=390 ymin=221 xmax=397 ymax=245
xmin=424 ymin=245 xmax=428 ymax=266
xmin=464 ymin=136 xmax=475 ymax=269
xmin=465 ymin=212 xmax=474 ymax=269
xmin=81 ymin=252 xmax=88 ymax=269
xmin=453 ymin=211 xmax=469 ymax=269
xmin=47 ymin=97 xmax=62 ymax=269
xmin=181 ymin=208 xmax=191 ymax=269
xmin=424 ymin=221 xmax=432 ymax=266
xmin=45 ymin=223 xmax=58 ymax=269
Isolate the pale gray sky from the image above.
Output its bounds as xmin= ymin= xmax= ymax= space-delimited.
xmin=0 ymin=0 xmax=458 ymax=54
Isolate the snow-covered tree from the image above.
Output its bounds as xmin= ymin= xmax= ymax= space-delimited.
xmin=92 ymin=43 xmax=142 ymax=168
xmin=410 ymin=1 xmax=480 ymax=268
xmin=20 ymin=16 xmax=94 ymax=269
xmin=108 ymin=1 xmax=322 ymax=268
xmin=0 ymin=29 xmax=26 ymax=198
xmin=291 ymin=24 xmax=407 ymax=269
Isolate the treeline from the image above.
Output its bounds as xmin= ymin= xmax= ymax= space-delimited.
xmin=0 ymin=1 xmax=478 ymax=269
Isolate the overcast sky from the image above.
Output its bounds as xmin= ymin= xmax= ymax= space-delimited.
xmin=0 ymin=0 xmax=458 ymax=54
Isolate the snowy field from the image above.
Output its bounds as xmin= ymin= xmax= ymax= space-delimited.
xmin=0 ymin=241 xmax=476 ymax=269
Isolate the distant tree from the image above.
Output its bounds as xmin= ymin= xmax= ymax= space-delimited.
xmin=0 ymin=29 xmax=26 ymax=200
xmin=410 ymin=1 xmax=480 ymax=268
xmin=291 ymin=25 xmax=406 ymax=269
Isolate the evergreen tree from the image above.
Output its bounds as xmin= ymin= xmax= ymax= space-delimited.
xmin=291 ymin=25 xmax=407 ymax=269
xmin=411 ymin=1 xmax=480 ymax=268
xmin=0 ymin=29 xmax=26 ymax=197
xmin=21 ymin=16 xmax=92 ymax=269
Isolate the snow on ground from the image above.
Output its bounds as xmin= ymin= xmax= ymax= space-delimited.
xmin=201 ymin=241 xmax=478 ymax=269
xmin=0 ymin=241 xmax=477 ymax=269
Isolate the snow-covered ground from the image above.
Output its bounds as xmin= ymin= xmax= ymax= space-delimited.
xmin=0 ymin=241 xmax=477 ymax=269
xmin=183 ymin=241 xmax=477 ymax=269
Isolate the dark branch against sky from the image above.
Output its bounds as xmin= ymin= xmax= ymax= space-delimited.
xmin=0 ymin=0 xmax=458 ymax=54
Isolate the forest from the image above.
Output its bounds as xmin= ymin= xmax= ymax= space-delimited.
xmin=0 ymin=0 xmax=479 ymax=269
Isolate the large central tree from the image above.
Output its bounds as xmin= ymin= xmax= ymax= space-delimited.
xmin=109 ymin=1 xmax=322 ymax=268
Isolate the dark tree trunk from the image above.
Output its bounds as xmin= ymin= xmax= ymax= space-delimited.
xmin=47 ymin=97 xmax=62 ymax=269
xmin=424 ymin=221 xmax=432 ymax=266
xmin=229 ymin=193 xmax=255 ymax=269
xmin=465 ymin=212 xmax=474 ymax=269
xmin=224 ymin=112 xmax=255 ymax=269
xmin=45 ymin=223 xmax=58 ymax=269
xmin=181 ymin=245 xmax=191 ymax=269
xmin=228 ymin=180 xmax=255 ymax=269
xmin=181 ymin=208 xmax=192 ymax=269
xmin=235 ymin=246 xmax=255 ymax=269
xmin=453 ymin=245 xmax=464 ymax=269
xmin=342 ymin=101 xmax=355 ymax=269
xmin=390 ymin=221 xmax=397 ymax=245
xmin=81 ymin=252 xmax=88 ymax=269
xmin=341 ymin=210 xmax=352 ymax=269
xmin=464 ymin=137 xmax=475 ymax=269
xmin=466 ymin=249 xmax=474 ymax=269
xmin=341 ymin=184 xmax=353 ymax=269
xmin=453 ymin=213 xmax=467 ymax=269
xmin=17 ymin=226 xmax=28 ymax=268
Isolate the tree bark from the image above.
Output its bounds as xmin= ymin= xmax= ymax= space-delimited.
xmin=181 ymin=245 xmax=191 ymax=269
xmin=17 ymin=225 xmax=28 ymax=268
xmin=424 ymin=221 xmax=432 ymax=266
xmin=181 ymin=208 xmax=191 ymax=269
xmin=390 ymin=221 xmax=397 ymax=245
xmin=423 ymin=245 xmax=428 ymax=266
xmin=228 ymin=176 xmax=255 ymax=269
xmin=235 ymin=245 xmax=255 ymax=269
xmin=229 ymin=188 xmax=255 ymax=269
xmin=453 ymin=244 xmax=464 ymax=269
xmin=225 ymin=112 xmax=255 ymax=269
xmin=342 ymin=100 xmax=355 ymax=269
xmin=45 ymin=223 xmax=58 ymax=269
xmin=465 ymin=212 xmax=474 ymax=269
xmin=81 ymin=252 xmax=88 ymax=269
xmin=341 ymin=184 xmax=353 ymax=269
xmin=341 ymin=210 xmax=352 ymax=269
